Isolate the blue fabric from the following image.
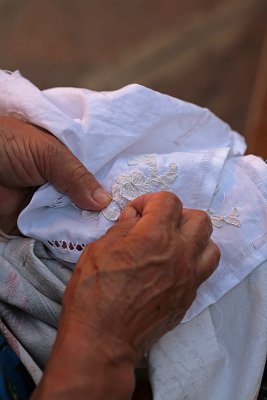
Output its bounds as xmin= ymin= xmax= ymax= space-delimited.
xmin=0 ymin=333 xmax=35 ymax=399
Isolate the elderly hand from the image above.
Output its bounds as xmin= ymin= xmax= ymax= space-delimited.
xmin=66 ymin=191 xmax=220 ymax=357
xmin=0 ymin=116 xmax=111 ymax=234
xmin=34 ymin=192 xmax=220 ymax=400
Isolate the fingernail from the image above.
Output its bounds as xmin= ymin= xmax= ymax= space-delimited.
xmin=120 ymin=206 xmax=138 ymax=219
xmin=92 ymin=189 xmax=112 ymax=205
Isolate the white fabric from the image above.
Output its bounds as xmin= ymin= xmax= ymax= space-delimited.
xmin=150 ymin=261 xmax=267 ymax=400
xmin=0 ymin=70 xmax=267 ymax=398
xmin=0 ymin=236 xmax=266 ymax=400
xmin=1 ymin=70 xmax=267 ymax=323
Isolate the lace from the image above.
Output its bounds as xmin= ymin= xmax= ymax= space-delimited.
xmin=47 ymin=240 xmax=86 ymax=252
xmin=84 ymin=154 xmax=178 ymax=222
xmin=47 ymin=155 xmax=241 ymax=256
xmin=207 ymin=208 xmax=241 ymax=228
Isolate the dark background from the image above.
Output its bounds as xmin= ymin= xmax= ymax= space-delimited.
xmin=0 ymin=0 xmax=266 ymax=135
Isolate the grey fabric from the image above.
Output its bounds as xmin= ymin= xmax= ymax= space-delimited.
xmin=0 ymin=237 xmax=71 ymax=375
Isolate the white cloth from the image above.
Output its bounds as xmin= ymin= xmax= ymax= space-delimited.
xmin=0 ymin=236 xmax=266 ymax=400
xmin=0 ymin=70 xmax=267 ymax=323
xmin=0 ymin=70 xmax=267 ymax=399
xmin=150 ymin=261 xmax=267 ymax=400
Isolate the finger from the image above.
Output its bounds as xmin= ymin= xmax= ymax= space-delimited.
xmin=0 ymin=117 xmax=112 ymax=211
xmin=39 ymin=133 xmax=112 ymax=210
xmin=126 ymin=191 xmax=183 ymax=232
xmin=85 ymin=192 xmax=183 ymax=253
xmin=112 ymin=192 xmax=183 ymax=257
xmin=179 ymin=209 xmax=213 ymax=252
xmin=100 ymin=205 xmax=141 ymax=244
xmin=195 ymin=240 xmax=221 ymax=286
xmin=119 ymin=205 xmax=140 ymax=220
xmin=82 ymin=206 xmax=141 ymax=266
xmin=0 ymin=185 xmax=32 ymax=234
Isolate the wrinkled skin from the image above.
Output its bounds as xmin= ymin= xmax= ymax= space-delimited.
xmin=65 ymin=192 xmax=219 ymax=358
xmin=34 ymin=192 xmax=220 ymax=399
xmin=0 ymin=116 xmax=111 ymax=234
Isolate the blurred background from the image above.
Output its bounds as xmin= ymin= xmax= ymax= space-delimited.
xmin=0 ymin=0 xmax=266 ymax=153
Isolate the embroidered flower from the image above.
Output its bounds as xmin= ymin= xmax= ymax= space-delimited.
xmin=82 ymin=154 xmax=178 ymax=222
xmin=103 ymin=154 xmax=177 ymax=221
xmin=113 ymin=170 xmax=151 ymax=204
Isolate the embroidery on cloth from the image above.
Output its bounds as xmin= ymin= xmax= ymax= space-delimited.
xmin=46 ymin=154 xmax=177 ymax=254
xmin=102 ymin=203 xmax=122 ymax=221
xmin=173 ymin=109 xmax=210 ymax=146
xmin=207 ymin=208 xmax=241 ymax=228
xmin=7 ymin=111 xmax=28 ymax=123
xmin=83 ymin=154 xmax=178 ymax=222
xmin=101 ymin=154 xmax=177 ymax=221
xmin=112 ymin=154 xmax=177 ymax=204
xmin=47 ymin=240 xmax=86 ymax=252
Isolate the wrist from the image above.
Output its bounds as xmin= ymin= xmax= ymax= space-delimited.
xmin=31 ymin=323 xmax=135 ymax=400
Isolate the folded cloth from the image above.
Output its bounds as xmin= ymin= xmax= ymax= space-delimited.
xmin=0 ymin=71 xmax=267 ymax=398
xmin=0 ymin=236 xmax=266 ymax=400
xmin=0 ymin=236 xmax=65 ymax=384
xmin=1 ymin=70 xmax=267 ymax=323
xmin=149 ymin=260 xmax=267 ymax=400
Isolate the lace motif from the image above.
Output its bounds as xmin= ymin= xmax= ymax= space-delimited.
xmin=85 ymin=154 xmax=178 ymax=222
xmin=207 ymin=208 xmax=241 ymax=228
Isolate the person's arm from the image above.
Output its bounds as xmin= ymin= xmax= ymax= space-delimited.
xmin=31 ymin=327 xmax=134 ymax=400
xmin=32 ymin=192 xmax=220 ymax=400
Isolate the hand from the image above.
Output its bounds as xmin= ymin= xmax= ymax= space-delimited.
xmin=0 ymin=116 xmax=111 ymax=234
xmin=34 ymin=192 xmax=220 ymax=400
xmin=66 ymin=191 xmax=220 ymax=358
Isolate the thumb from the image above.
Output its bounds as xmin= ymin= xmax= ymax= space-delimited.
xmin=42 ymin=135 xmax=112 ymax=211
xmin=0 ymin=117 xmax=111 ymax=210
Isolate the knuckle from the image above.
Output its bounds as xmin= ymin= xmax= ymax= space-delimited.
xmin=193 ymin=209 xmax=213 ymax=230
xmin=151 ymin=191 xmax=183 ymax=221
xmin=158 ymin=191 xmax=183 ymax=208
xmin=196 ymin=209 xmax=210 ymax=222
